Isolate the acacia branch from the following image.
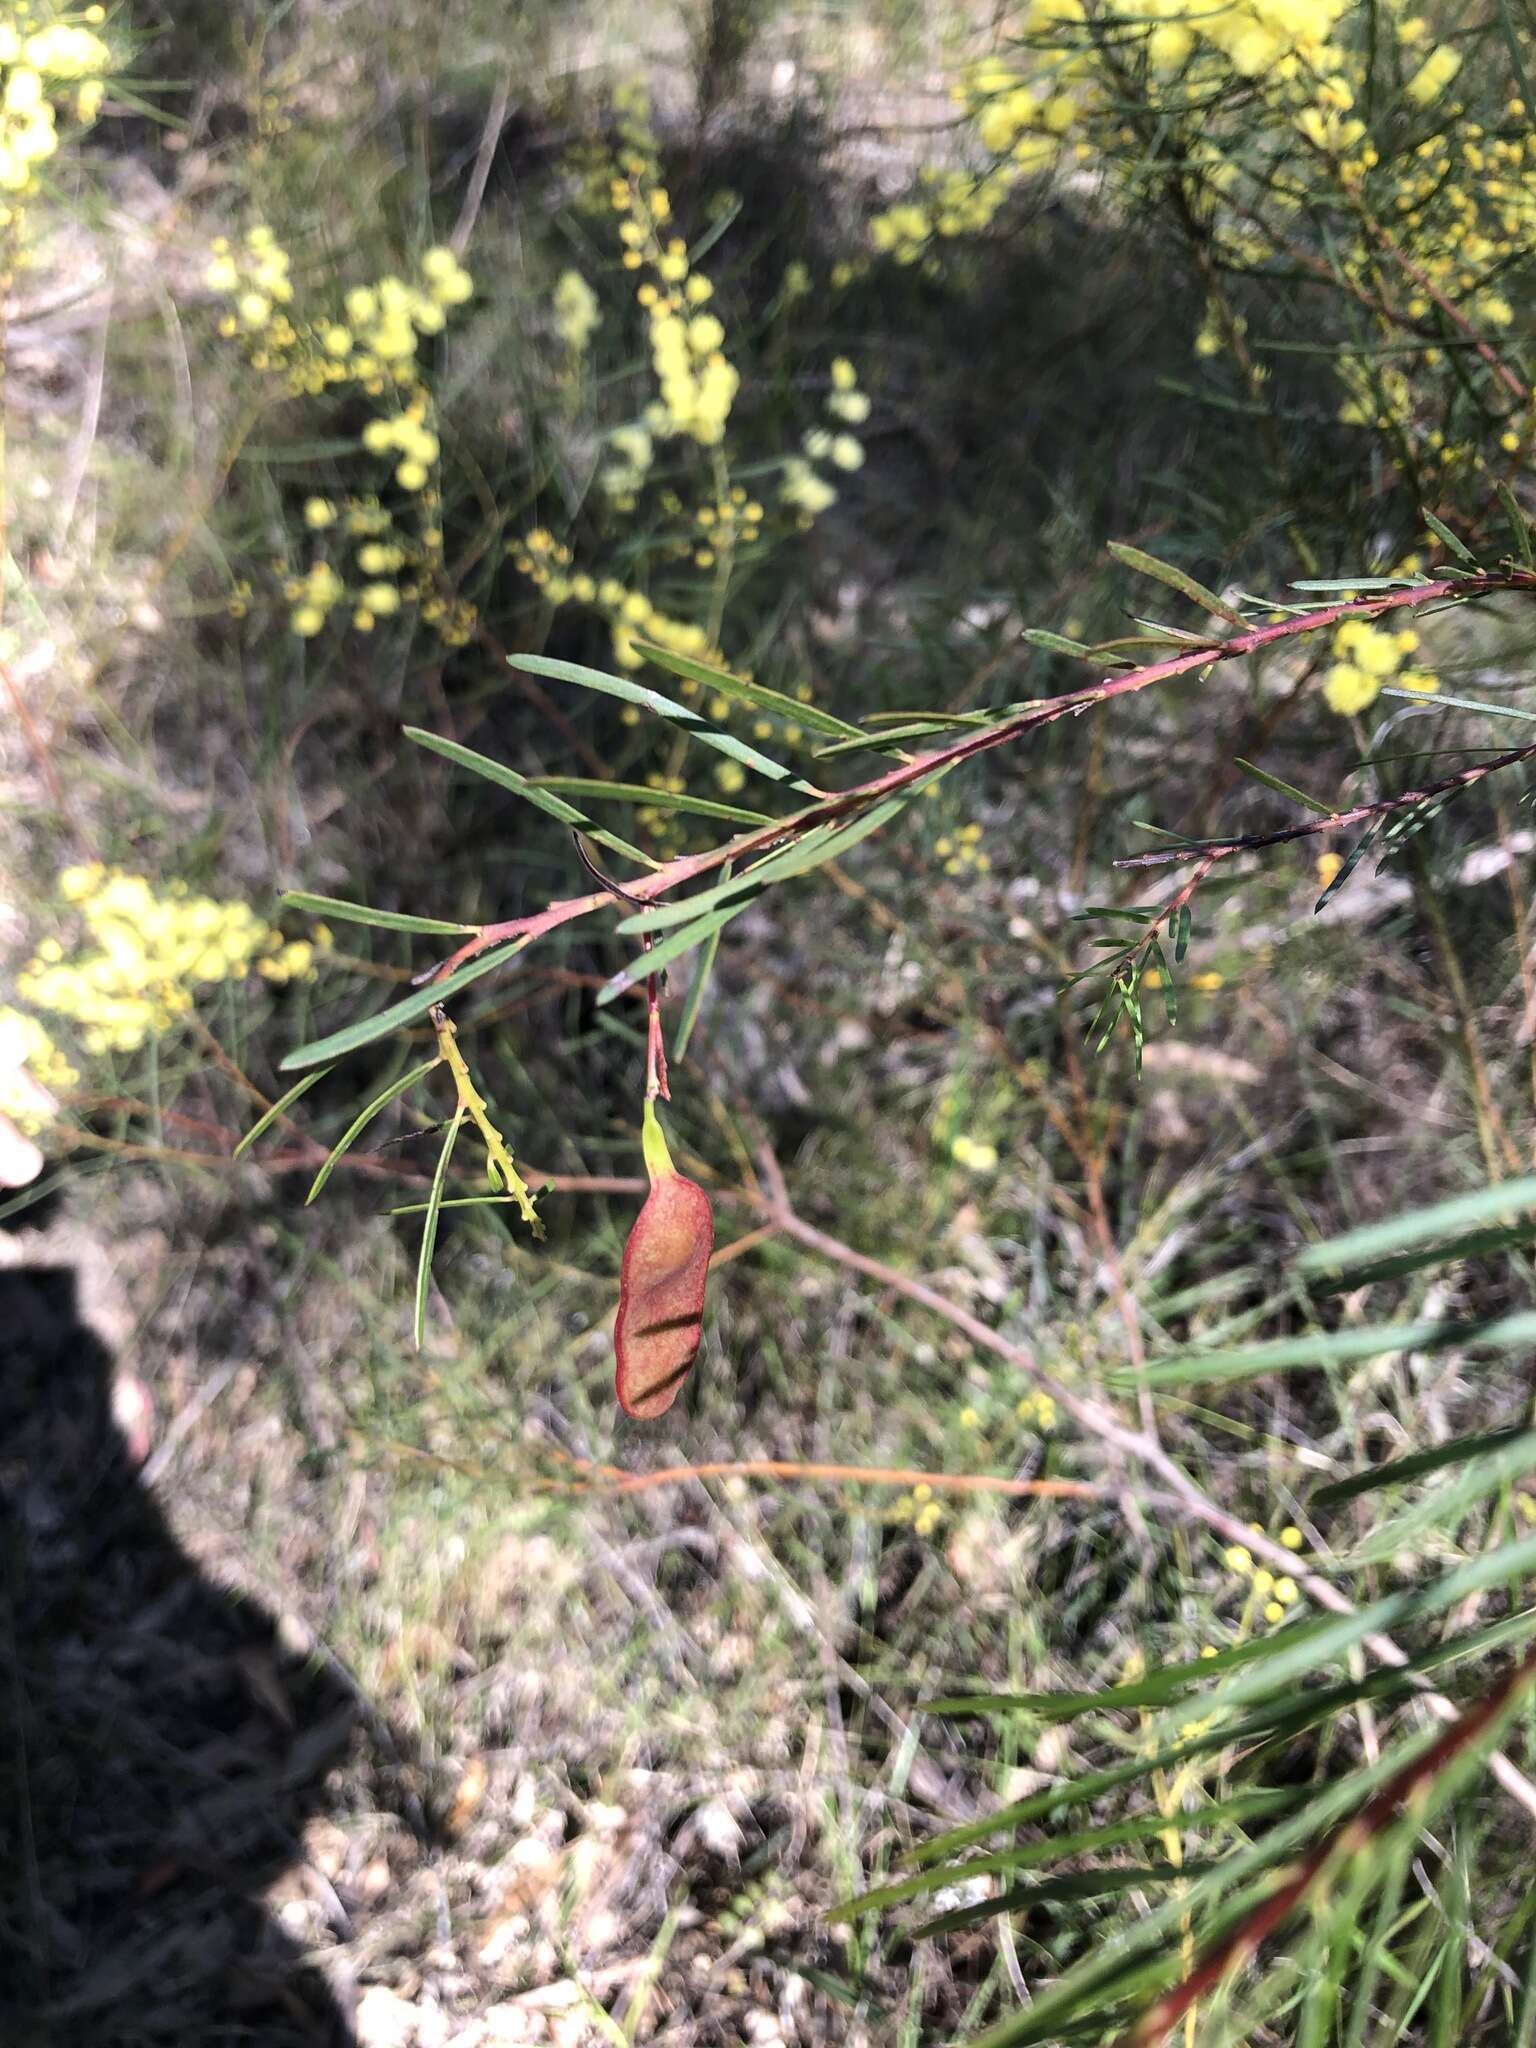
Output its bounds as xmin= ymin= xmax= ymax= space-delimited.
xmin=424 ymin=571 xmax=1535 ymax=989
xmin=1116 ymin=738 xmax=1536 ymax=869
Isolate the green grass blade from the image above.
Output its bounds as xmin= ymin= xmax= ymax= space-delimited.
xmin=1298 ymin=1176 xmax=1536 ymax=1275
xmin=672 ymin=861 xmax=731 ymax=1063
xmin=414 ymin=1108 xmax=463 ymax=1349
xmin=305 ymin=1056 xmax=441 ymax=1204
xmin=1308 ymin=1216 xmax=1536 ymax=1290
xmin=1316 ymin=1425 xmax=1535 ymax=1506
xmin=1123 ymin=1308 xmax=1536 ymax=1385
xmin=233 ymin=1065 xmax=334 ymax=1159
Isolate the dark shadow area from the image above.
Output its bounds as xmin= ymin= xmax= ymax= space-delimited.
xmin=0 ymin=1265 xmax=363 ymax=2046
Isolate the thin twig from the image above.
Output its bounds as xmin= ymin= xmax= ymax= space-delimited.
xmin=1116 ymin=739 xmax=1536 ymax=869
xmin=450 ymin=71 xmax=512 ymax=257
xmin=426 ymin=573 xmax=1536 ymax=990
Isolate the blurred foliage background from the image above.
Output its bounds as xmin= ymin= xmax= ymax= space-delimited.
xmin=6 ymin=0 xmax=1536 ymax=2043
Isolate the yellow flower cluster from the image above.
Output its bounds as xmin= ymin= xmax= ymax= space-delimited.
xmin=281 ymin=494 xmax=468 ymax=641
xmin=891 ymin=1480 xmax=945 ymax=1538
xmin=778 ymin=357 xmax=871 ymax=522
xmin=569 ymin=78 xmax=661 ymax=215
xmin=951 ymin=1132 xmax=999 ymax=1171
xmin=936 ymin=822 xmax=991 ymax=878
xmin=207 ymin=231 xmax=476 ymax=645
xmin=687 ymin=487 xmax=764 ymax=567
xmin=1016 ymin=1389 xmax=1057 ymax=1431
xmin=893 ymin=0 xmax=1504 ymax=492
xmin=360 ymin=397 xmax=440 ymax=491
xmin=209 ymin=234 xmax=470 ymax=394
xmin=13 ymin=866 xmax=318 ymax=1059
xmin=603 ymin=155 xmax=739 ymax=444
xmin=870 ymin=162 xmax=1026 ymax=266
xmin=1323 ymin=617 xmax=1437 ymax=716
xmin=0 ymin=6 xmax=109 ymax=208
xmin=1222 ymin=1526 xmax=1304 ymax=1626
xmin=553 ymin=267 xmax=601 ymax=351
xmin=600 ymin=421 xmax=653 ymax=506
xmin=0 ymin=1004 xmax=76 ymax=1125
xmin=511 ymin=526 xmax=716 ymax=671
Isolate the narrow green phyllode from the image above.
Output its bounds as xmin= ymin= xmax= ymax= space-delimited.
xmin=614 ymin=1101 xmax=713 ymax=1419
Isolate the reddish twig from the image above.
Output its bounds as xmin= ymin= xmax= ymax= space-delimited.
xmin=1116 ymin=739 xmax=1536 ymax=869
xmin=424 ymin=573 xmax=1535 ymax=990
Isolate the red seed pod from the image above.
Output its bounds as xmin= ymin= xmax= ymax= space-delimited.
xmin=614 ymin=1104 xmax=713 ymax=1419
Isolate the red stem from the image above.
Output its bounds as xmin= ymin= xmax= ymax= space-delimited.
xmin=426 ymin=571 xmax=1534 ymax=987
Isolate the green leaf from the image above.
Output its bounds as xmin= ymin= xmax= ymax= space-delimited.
xmin=1021 ymin=628 xmax=1098 ymax=658
xmin=616 ymin=796 xmax=910 ymax=936
xmin=1315 ymin=821 xmax=1382 ymax=912
xmin=508 ymin=653 xmax=819 ymax=793
xmin=673 ymin=861 xmax=731 ymax=1063
xmin=1174 ymin=902 xmax=1192 ymax=963
xmin=1233 ymin=757 xmax=1336 ymax=817
xmin=507 ymin=651 xmax=709 ymax=722
xmin=1315 ymin=1424 xmax=1536 ymax=1510
xmin=863 ymin=709 xmax=993 ymax=729
xmin=1149 ymin=939 xmax=1176 ymax=1026
xmin=697 ymin=727 xmax=817 ymax=787
xmin=525 ymin=777 xmax=773 ymax=825
xmin=1297 ymin=1175 xmax=1536 ymax=1276
xmin=279 ymin=939 xmax=525 ymax=1070
xmin=1122 ymin=1308 xmax=1536 ymax=1387
xmin=1380 ymin=687 xmax=1536 ymax=724
xmin=1290 ymin=576 xmax=1427 ymax=592
xmin=402 ymin=726 xmax=652 ymax=864
xmin=305 ymin=1056 xmax=441 ymax=1205
xmin=1421 ymin=509 xmax=1480 ymax=566
xmin=1496 ymin=481 xmax=1534 ymax=570
xmin=1309 ymin=1216 xmax=1536 ymax=1292
xmin=414 ymin=1108 xmax=463 ymax=1349
xmin=233 ymin=1065 xmax=334 ymax=1160
xmin=597 ymin=905 xmax=744 ymax=1006
xmin=403 ymin=727 xmax=587 ymax=823
xmin=1107 ymin=541 xmax=1245 ymax=625
xmin=813 ymin=720 xmax=960 ymax=759
xmin=281 ymin=891 xmax=479 ymax=936
xmin=634 ymin=640 xmax=865 ymax=739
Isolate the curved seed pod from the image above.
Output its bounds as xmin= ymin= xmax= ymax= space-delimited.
xmin=614 ymin=1103 xmax=713 ymax=1419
